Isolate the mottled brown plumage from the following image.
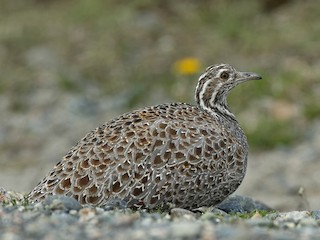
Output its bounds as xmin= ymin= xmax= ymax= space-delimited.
xmin=28 ymin=64 xmax=261 ymax=210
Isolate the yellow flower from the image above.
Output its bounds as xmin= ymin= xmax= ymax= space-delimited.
xmin=173 ymin=57 xmax=201 ymax=75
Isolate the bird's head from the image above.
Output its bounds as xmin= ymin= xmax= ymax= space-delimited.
xmin=195 ymin=63 xmax=261 ymax=118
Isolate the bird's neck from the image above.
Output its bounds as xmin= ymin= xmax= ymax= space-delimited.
xmin=195 ymin=84 xmax=236 ymax=120
xmin=200 ymin=100 xmax=236 ymax=121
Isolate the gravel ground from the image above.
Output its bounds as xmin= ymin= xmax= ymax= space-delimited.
xmin=1 ymin=191 xmax=320 ymax=240
xmin=3 ymin=122 xmax=320 ymax=239
xmin=1 ymin=105 xmax=320 ymax=239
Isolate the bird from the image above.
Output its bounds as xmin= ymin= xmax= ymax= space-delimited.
xmin=28 ymin=63 xmax=261 ymax=210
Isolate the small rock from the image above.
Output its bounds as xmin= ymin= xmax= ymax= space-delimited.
xmin=101 ymin=198 xmax=128 ymax=211
xmin=311 ymin=210 xmax=320 ymax=220
xmin=216 ymin=195 xmax=272 ymax=213
xmin=298 ymin=217 xmax=318 ymax=228
xmin=0 ymin=187 xmax=26 ymax=206
xmin=42 ymin=195 xmax=82 ymax=211
xmin=283 ymin=222 xmax=296 ymax=229
xmin=272 ymin=211 xmax=317 ymax=229
xmin=112 ymin=211 xmax=140 ymax=227
xmin=170 ymin=208 xmax=197 ymax=220
xmin=275 ymin=211 xmax=311 ymax=223
xmin=200 ymin=211 xmax=223 ymax=223
xmin=210 ymin=208 xmax=228 ymax=216
xmin=79 ymin=207 xmax=97 ymax=222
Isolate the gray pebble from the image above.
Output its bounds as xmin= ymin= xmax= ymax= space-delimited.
xmin=42 ymin=195 xmax=82 ymax=211
xmin=311 ymin=210 xmax=320 ymax=220
xmin=170 ymin=208 xmax=197 ymax=220
xmin=2 ymin=188 xmax=320 ymax=239
xmin=216 ymin=195 xmax=273 ymax=213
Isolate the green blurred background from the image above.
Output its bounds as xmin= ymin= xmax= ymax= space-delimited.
xmin=0 ymin=0 xmax=320 ymax=209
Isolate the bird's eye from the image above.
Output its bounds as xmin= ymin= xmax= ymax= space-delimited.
xmin=220 ymin=71 xmax=229 ymax=80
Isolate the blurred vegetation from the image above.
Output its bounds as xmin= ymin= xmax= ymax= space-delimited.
xmin=1 ymin=0 xmax=320 ymax=151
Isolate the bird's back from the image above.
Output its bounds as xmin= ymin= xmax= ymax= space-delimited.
xmin=28 ymin=102 xmax=248 ymax=209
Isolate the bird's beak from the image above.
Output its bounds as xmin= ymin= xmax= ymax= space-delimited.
xmin=237 ymin=71 xmax=262 ymax=82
